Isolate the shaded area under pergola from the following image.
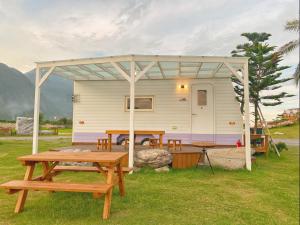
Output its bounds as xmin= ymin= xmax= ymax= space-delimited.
xmin=32 ymin=55 xmax=251 ymax=170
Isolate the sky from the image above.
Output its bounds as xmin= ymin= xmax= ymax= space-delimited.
xmin=0 ymin=0 xmax=299 ymax=120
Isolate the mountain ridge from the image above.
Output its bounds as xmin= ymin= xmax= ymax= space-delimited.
xmin=0 ymin=63 xmax=72 ymax=120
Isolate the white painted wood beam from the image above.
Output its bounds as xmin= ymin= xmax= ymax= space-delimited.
xmin=128 ymin=61 xmax=135 ymax=171
xmin=157 ymin=61 xmax=166 ymax=79
xmin=36 ymin=55 xmax=248 ymax=69
xmin=243 ymin=62 xmax=251 ymax=171
xmin=111 ymin=62 xmax=131 ymax=82
xmin=32 ymin=66 xmax=41 ymax=154
xmin=135 ymin=61 xmax=156 ymax=82
xmin=38 ymin=66 xmax=55 ymax=87
xmin=135 ymin=62 xmax=151 ymax=79
xmin=224 ymin=62 xmax=244 ymax=83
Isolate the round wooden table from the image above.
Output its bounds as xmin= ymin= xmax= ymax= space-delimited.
xmin=192 ymin=142 xmax=216 ymax=174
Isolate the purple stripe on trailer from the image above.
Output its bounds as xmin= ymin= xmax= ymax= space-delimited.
xmin=73 ymin=132 xmax=242 ymax=145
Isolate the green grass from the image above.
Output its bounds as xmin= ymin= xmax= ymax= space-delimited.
xmin=270 ymin=122 xmax=299 ymax=139
xmin=0 ymin=140 xmax=299 ymax=225
xmin=57 ymin=128 xmax=72 ymax=136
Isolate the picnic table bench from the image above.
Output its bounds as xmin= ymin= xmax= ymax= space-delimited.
xmin=105 ymin=130 xmax=165 ymax=151
xmin=0 ymin=151 xmax=128 ymax=220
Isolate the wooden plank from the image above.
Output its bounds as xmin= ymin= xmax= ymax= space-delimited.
xmin=171 ymin=152 xmax=203 ymax=169
xmin=41 ymin=161 xmax=58 ymax=181
xmin=53 ymin=166 xmax=100 ymax=172
xmin=1 ymin=180 xmax=112 ymax=193
xmin=14 ymin=164 xmax=35 ymax=213
xmin=116 ymin=164 xmax=125 ymax=197
xmin=18 ymin=152 xmax=128 ymax=164
xmin=103 ymin=167 xmax=114 ymax=219
xmin=53 ymin=166 xmax=132 ymax=173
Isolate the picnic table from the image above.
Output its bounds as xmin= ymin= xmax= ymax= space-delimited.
xmin=106 ymin=130 xmax=165 ymax=151
xmin=0 ymin=151 xmax=128 ymax=219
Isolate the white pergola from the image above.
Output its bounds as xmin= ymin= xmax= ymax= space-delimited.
xmin=33 ymin=55 xmax=251 ymax=170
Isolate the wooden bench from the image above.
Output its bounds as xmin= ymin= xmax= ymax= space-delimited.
xmin=167 ymin=139 xmax=182 ymax=151
xmin=0 ymin=180 xmax=112 ymax=194
xmin=53 ymin=166 xmax=133 ymax=173
xmin=149 ymin=138 xmax=159 ymax=148
xmin=97 ymin=138 xmax=109 ymax=150
xmin=106 ymin=130 xmax=165 ymax=150
xmin=0 ymin=180 xmax=114 ymax=217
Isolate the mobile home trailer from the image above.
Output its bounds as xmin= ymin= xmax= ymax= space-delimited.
xmin=72 ymin=78 xmax=243 ymax=146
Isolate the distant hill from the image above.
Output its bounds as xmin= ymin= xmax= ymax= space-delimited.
xmin=0 ymin=63 xmax=72 ymax=120
xmin=25 ymin=69 xmax=73 ymax=119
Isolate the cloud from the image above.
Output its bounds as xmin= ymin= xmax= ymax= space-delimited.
xmin=0 ymin=0 xmax=298 ymax=120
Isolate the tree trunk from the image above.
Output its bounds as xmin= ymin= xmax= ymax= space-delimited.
xmin=254 ymin=102 xmax=258 ymax=134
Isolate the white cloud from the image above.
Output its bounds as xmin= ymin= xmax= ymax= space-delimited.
xmin=0 ymin=0 xmax=298 ymax=120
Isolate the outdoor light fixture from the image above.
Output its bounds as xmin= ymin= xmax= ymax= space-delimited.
xmin=180 ymin=84 xmax=185 ymax=89
xmin=72 ymin=94 xmax=80 ymax=103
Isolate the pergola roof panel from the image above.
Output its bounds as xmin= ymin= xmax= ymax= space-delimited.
xmin=36 ymin=55 xmax=248 ymax=81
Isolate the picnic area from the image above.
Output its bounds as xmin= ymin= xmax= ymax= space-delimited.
xmin=0 ymin=139 xmax=298 ymax=225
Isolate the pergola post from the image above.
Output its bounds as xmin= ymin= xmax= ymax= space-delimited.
xmin=243 ymin=62 xmax=251 ymax=171
xmin=128 ymin=61 xmax=135 ymax=169
xmin=32 ymin=66 xmax=41 ymax=154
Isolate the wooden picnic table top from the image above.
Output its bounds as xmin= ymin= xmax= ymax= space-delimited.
xmin=106 ymin=130 xmax=165 ymax=135
xmin=192 ymin=142 xmax=217 ymax=148
xmin=18 ymin=151 xmax=128 ymax=164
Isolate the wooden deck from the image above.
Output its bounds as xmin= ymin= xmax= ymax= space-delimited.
xmin=51 ymin=145 xmax=207 ymax=169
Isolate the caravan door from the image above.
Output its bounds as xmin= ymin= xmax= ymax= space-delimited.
xmin=191 ymin=84 xmax=214 ymax=140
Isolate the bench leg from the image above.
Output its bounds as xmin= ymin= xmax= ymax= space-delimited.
xmin=15 ymin=164 xmax=35 ymax=213
xmin=108 ymin=134 xmax=112 ymax=151
xmin=42 ymin=162 xmax=53 ymax=182
xmin=42 ymin=162 xmax=55 ymax=193
xmin=159 ymin=134 xmax=163 ymax=149
xmin=116 ymin=164 xmax=125 ymax=197
xmin=102 ymin=167 xmax=114 ymax=219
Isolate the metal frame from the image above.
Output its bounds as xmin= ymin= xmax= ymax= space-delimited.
xmin=32 ymin=54 xmax=251 ymax=171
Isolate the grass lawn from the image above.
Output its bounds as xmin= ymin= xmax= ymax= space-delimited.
xmin=0 ymin=139 xmax=299 ymax=225
xmin=57 ymin=128 xmax=72 ymax=136
xmin=270 ymin=122 xmax=299 ymax=139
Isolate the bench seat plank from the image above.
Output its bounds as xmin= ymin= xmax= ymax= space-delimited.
xmin=53 ymin=166 xmax=132 ymax=173
xmin=0 ymin=180 xmax=112 ymax=193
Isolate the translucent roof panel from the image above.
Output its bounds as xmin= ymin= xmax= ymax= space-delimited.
xmin=37 ymin=55 xmax=247 ymax=81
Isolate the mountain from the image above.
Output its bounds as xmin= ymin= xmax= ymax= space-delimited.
xmin=0 ymin=63 xmax=35 ymax=120
xmin=25 ymin=70 xmax=73 ymax=119
xmin=0 ymin=63 xmax=72 ymax=120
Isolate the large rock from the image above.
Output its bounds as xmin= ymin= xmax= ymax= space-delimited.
xmin=59 ymin=149 xmax=93 ymax=166
xmin=16 ymin=117 xmax=33 ymax=135
xmin=204 ymin=147 xmax=255 ymax=170
xmin=155 ymin=166 xmax=170 ymax=172
xmin=134 ymin=149 xmax=172 ymax=168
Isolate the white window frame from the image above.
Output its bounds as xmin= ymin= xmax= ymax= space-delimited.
xmin=125 ymin=95 xmax=154 ymax=112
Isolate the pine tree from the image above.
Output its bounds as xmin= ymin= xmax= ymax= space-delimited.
xmin=231 ymin=32 xmax=294 ymax=131
xmin=279 ymin=19 xmax=299 ymax=85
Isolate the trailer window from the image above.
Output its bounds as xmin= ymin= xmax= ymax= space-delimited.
xmin=197 ymin=90 xmax=207 ymax=106
xmin=125 ymin=96 xmax=154 ymax=112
